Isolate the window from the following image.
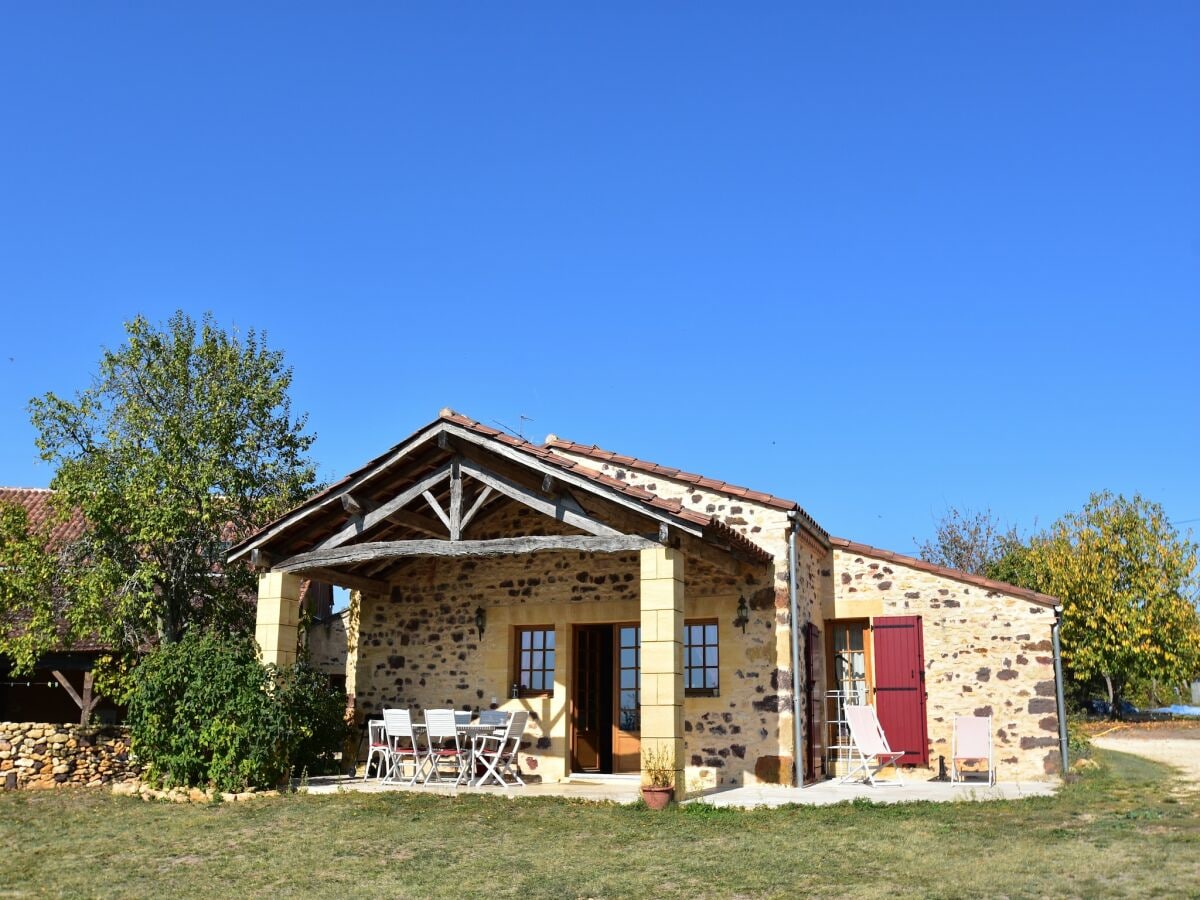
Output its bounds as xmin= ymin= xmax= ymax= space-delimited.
xmin=514 ymin=627 xmax=556 ymax=696
xmin=618 ymin=625 xmax=640 ymax=731
xmin=684 ymin=620 xmax=719 ymax=697
xmin=832 ymin=622 xmax=869 ymax=705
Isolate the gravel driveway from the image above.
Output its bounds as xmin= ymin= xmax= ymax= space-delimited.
xmin=1092 ymin=725 xmax=1200 ymax=792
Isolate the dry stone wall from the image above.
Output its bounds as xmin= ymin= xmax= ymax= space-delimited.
xmin=0 ymin=722 xmax=139 ymax=789
xmin=832 ymin=549 xmax=1061 ymax=780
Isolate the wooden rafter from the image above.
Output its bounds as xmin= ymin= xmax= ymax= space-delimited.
xmin=316 ymin=462 xmax=453 ymax=551
xmin=458 ymin=458 xmax=623 ymax=538
xmin=52 ymin=670 xmax=101 ymax=726
xmin=458 ymin=485 xmax=493 ymax=534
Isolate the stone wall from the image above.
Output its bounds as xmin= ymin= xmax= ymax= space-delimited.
xmin=828 ymin=549 xmax=1060 ymax=780
xmin=0 ymin=722 xmax=139 ymax=789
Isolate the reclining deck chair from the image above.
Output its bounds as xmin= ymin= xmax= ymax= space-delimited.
xmin=951 ymin=715 xmax=995 ymax=786
xmin=841 ymin=704 xmax=904 ymax=786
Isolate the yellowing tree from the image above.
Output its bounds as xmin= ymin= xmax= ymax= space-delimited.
xmin=1027 ymin=492 xmax=1200 ymax=708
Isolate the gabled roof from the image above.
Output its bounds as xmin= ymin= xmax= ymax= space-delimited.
xmin=829 ymin=537 xmax=1058 ymax=607
xmin=0 ymin=488 xmax=86 ymax=547
xmin=543 ymin=437 xmax=829 ymax=543
xmin=228 ymin=410 xmax=773 ymax=567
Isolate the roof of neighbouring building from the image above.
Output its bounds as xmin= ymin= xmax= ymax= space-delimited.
xmin=0 ymin=488 xmax=87 ymax=546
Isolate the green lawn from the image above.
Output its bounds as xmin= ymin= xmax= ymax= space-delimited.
xmin=2 ymin=750 xmax=1197 ymax=898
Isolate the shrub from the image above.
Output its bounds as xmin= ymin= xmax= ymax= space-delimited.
xmin=127 ymin=630 xmax=349 ymax=792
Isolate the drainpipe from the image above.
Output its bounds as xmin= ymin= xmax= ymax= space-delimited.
xmin=1051 ymin=605 xmax=1069 ymax=774
xmin=787 ymin=512 xmax=805 ymax=788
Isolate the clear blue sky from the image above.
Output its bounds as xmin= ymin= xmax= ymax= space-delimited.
xmin=2 ymin=3 xmax=1197 ymax=556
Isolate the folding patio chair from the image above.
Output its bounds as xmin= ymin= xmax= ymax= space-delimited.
xmin=363 ymin=719 xmax=389 ymax=782
xmin=951 ymin=715 xmax=995 ymax=786
xmin=422 ymin=709 xmax=469 ymax=785
xmin=381 ymin=708 xmax=422 ymax=785
xmin=841 ymin=705 xmax=904 ymax=786
xmin=473 ymin=710 xmax=528 ymax=787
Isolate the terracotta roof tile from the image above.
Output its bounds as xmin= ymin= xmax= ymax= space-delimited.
xmin=0 ymin=488 xmax=86 ymax=547
xmin=828 ymin=537 xmax=1058 ymax=607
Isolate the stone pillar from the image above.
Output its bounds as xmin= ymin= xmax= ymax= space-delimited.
xmin=639 ymin=546 xmax=686 ymax=799
xmin=256 ymin=572 xmax=303 ymax=667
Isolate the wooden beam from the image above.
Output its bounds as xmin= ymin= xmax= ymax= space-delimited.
xmin=423 ymin=491 xmax=451 ymax=531
xmin=382 ymin=508 xmax=447 ymax=539
xmin=275 ymin=534 xmax=657 ymax=570
xmin=449 ymin=458 xmax=463 ymax=540
xmin=336 ymin=491 xmax=445 ymax=538
xmin=250 ymin=549 xmax=275 ymax=571
xmin=51 ymin=670 xmax=84 ymax=711
xmin=458 ymin=459 xmax=623 ymax=537
xmin=440 ymin=423 xmax=704 ymax=536
xmin=458 ymin=486 xmax=493 ymax=533
xmin=80 ymin=671 xmax=98 ymax=726
xmin=228 ymin=423 xmax=449 ymax=562
xmin=279 ymin=565 xmax=391 ymax=596
xmin=316 ymin=462 xmax=453 ymax=551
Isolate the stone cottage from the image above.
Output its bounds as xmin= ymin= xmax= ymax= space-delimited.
xmin=229 ymin=410 xmax=1063 ymax=796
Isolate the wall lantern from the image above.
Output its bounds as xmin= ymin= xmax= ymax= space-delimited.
xmin=735 ymin=595 xmax=749 ymax=633
xmin=474 ymin=605 xmax=486 ymax=637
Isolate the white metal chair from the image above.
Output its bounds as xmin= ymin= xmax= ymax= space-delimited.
xmin=478 ymin=709 xmax=510 ymax=727
xmin=951 ymin=715 xmax=995 ymax=786
xmin=423 ymin=709 xmax=469 ymax=785
xmin=473 ymin=710 xmax=528 ymax=786
xmin=363 ymin=719 xmax=389 ymax=782
xmin=841 ymin=705 xmax=904 ymax=786
xmin=454 ymin=710 xmax=472 ymax=727
xmin=381 ymin=708 xmax=422 ymax=785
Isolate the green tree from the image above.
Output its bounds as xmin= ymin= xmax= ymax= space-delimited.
xmin=1 ymin=311 xmax=318 ymax=680
xmin=0 ymin=502 xmax=72 ymax=674
xmin=917 ymin=507 xmax=1023 ymax=577
xmin=1004 ymin=492 xmax=1200 ymax=709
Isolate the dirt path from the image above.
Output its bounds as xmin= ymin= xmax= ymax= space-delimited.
xmin=1092 ymin=727 xmax=1200 ymax=794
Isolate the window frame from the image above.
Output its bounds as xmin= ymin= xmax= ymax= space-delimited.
xmin=513 ymin=625 xmax=557 ymax=698
xmin=683 ymin=618 xmax=720 ymax=698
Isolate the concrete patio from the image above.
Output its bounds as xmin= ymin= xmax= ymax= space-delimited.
xmin=303 ymin=773 xmax=1058 ymax=808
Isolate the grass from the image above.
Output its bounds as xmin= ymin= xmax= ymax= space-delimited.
xmin=1 ymin=749 xmax=1197 ymax=899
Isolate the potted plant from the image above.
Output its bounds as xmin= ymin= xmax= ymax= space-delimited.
xmin=640 ymin=744 xmax=676 ymax=810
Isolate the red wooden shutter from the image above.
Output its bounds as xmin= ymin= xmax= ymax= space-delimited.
xmin=872 ymin=615 xmax=929 ymax=766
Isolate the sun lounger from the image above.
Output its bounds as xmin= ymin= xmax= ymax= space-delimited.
xmin=841 ymin=704 xmax=904 ymax=786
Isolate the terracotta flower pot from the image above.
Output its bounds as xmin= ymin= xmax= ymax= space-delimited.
xmin=641 ymin=786 xmax=674 ymax=810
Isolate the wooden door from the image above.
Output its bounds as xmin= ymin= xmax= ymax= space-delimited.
xmin=613 ymin=624 xmax=641 ymax=773
xmin=572 ymin=627 xmax=604 ymax=771
xmin=872 ymin=615 xmax=929 ymax=765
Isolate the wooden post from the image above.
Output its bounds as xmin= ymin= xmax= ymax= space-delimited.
xmin=51 ymin=669 xmax=101 ymax=725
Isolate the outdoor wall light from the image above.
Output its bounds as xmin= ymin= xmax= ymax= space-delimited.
xmin=735 ymin=595 xmax=749 ymax=633
xmin=474 ymin=605 xmax=486 ymax=637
